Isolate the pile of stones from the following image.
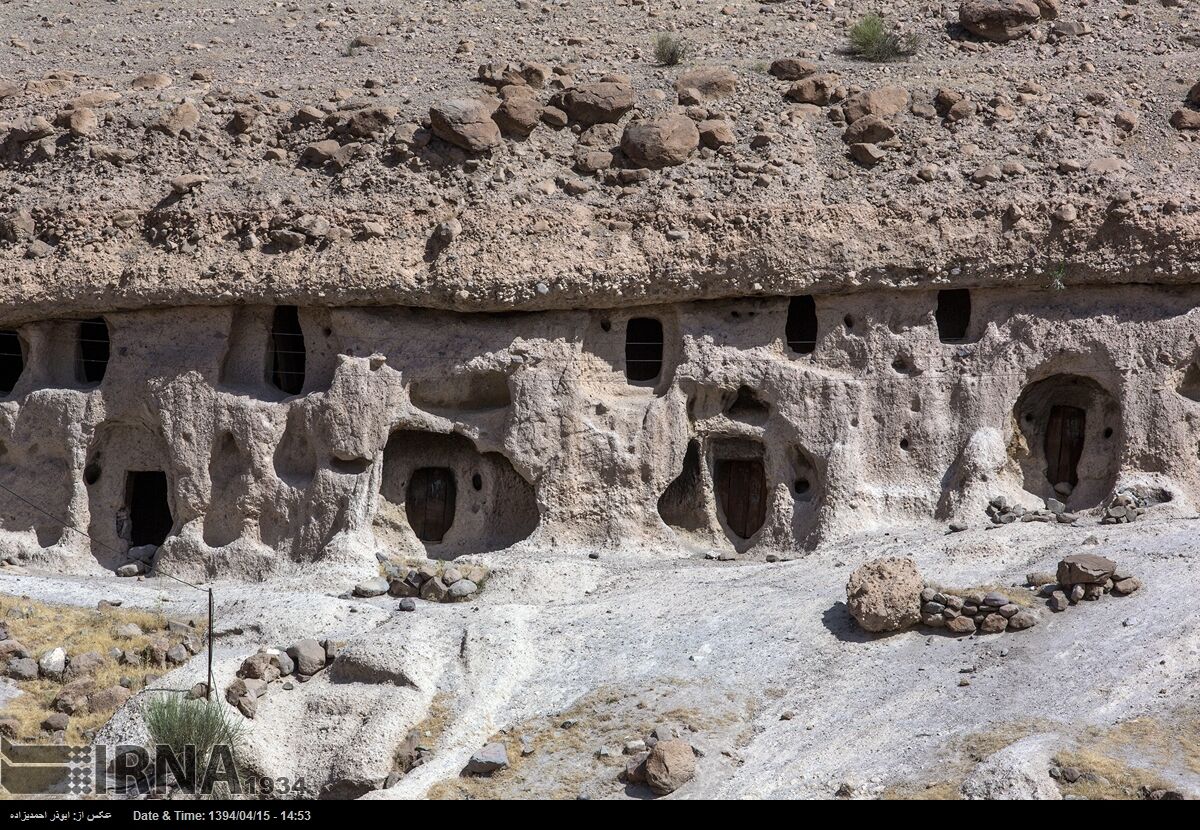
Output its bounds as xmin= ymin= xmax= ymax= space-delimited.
xmin=1028 ymin=554 xmax=1140 ymax=612
xmin=618 ymin=727 xmax=698 ymax=797
xmin=224 ymin=637 xmax=340 ymax=719
xmin=354 ymin=558 xmax=490 ymax=609
xmin=1100 ymin=489 xmax=1146 ymax=524
xmin=919 ymin=587 xmax=1039 ymax=635
xmin=986 ymin=495 xmax=1078 ymax=526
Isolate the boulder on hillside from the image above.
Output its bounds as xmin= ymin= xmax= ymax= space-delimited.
xmin=644 ymin=738 xmax=696 ymax=796
xmin=559 ymin=82 xmax=634 ymax=126
xmin=846 ymin=557 xmax=923 ymax=632
xmin=959 ymin=0 xmax=1043 ymax=42
xmin=673 ymin=66 xmax=737 ymax=102
xmin=842 ymin=86 xmax=910 ymax=124
xmin=429 ymin=98 xmax=502 ymax=153
xmin=620 ymin=114 xmax=699 ymax=169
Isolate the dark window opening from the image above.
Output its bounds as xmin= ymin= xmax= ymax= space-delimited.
xmin=269 ymin=306 xmax=306 ymax=395
xmin=936 ymin=289 xmax=971 ymax=343
xmin=84 ymin=463 xmax=102 ymax=485
xmin=786 ymin=296 xmax=817 ymax=354
xmin=1045 ymin=404 xmax=1086 ymax=488
xmin=714 ymin=458 xmax=767 ymax=540
xmin=77 ymin=317 xmax=109 ymax=384
xmin=126 ymin=470 xmax=173 ymax=547
xmin=625 ymin=317 xmax=663 ymax=382
xmin=471 ymin=473 xmax=483 ymax=491
xmin=406 ymin=467 xmax=456 ymax=543
xmin=0 ymin=330 xmax=23 ymax=394
xmin=794 ymin=478 xmax=811 ymax=495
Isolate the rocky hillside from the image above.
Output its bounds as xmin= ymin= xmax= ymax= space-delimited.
xmin=1 ymin=0 xmax=1199 ymax=321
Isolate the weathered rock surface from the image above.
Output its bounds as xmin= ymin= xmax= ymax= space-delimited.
xmin=429 ymin=99 xmax=501 ymax=153
xmin=643 ymin=738 xmax=696 ymax=796
xmin=620 ymin=114 xmax=699 ymax=169
xmin=846 ymin=558 xmax=922 ymax=633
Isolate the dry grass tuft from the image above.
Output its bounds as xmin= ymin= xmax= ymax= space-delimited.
xmin=1053 ymin=747 xmax=1176 ymax=799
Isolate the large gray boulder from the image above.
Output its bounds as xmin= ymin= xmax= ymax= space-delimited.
xmin=845 ymin=557 xmax=923 ymax=633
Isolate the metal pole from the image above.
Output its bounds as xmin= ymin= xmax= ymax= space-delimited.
xmin=207 ymin=588 xmax=214 ymax=702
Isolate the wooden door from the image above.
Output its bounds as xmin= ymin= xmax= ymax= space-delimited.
xmin=406 ymin=467 xmax=456 ymax=542
xmin=714 ymin=458 xmax=767 ymax=539
xmin=1044 ymin=405 xmax=1086 ymax=488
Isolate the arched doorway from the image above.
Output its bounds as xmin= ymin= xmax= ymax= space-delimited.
xmin=1013 ymin=374 xmax=1120 ymax=508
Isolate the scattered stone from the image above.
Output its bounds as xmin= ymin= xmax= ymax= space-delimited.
xmin=644 ymin=739 xmax=696 ymax=796
xmin=354 ymin=577 xmax=389 ymax=598
xmin=559 ymin=82 xmax=635 ymax=126
xmin=1057 ymin=554 xmax=1116 ymax=587
xmin=38 ymin=647 xmax=67 ymax=681
xmin=6 ymin=657 xmax=38 ymax=681
xmin=286 ymin=639 xmax=326 ymax=676
xmin=131 ymin=72 xmax=172 ymax=91
xmin=465 ymin=742 xmax=509 ymax=776
xmin=88 ymin=685 xmax=132 ymax=713
xmin=845 ymin=557 xmax=922 ymax=632
xmin=430 ymin=98 xmax=502 ymax=153
xmin=674 ymin=67 xmax=737 ymax=102
xmin=151 ymin=101 xmax=201 ymax=137
xmin=1112 ymin=577 xmax=1141 ymax=595
xmin=448 ymin=579 xmax=478 ymax=599
xmin=784 ymin=74 xmax=838 ymax=105
xmin=620 ymin=114 xmax=699 ymax=169
xmin=959 ymin=0 xmax=1043 ymax=43
xmin=769 ymin=58 xmax=818 ymax=81
xmin=169 ymin=173 xmax=208 ymax=195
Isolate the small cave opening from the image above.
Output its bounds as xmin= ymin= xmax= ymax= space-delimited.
xmin=406 ymin=467 xmax=457 ymax=543
xmin=727 ymin=385 xmax=769 ymax=424
xmin=126 ymin=470 xmax=173 ymax=548
xmin=269 ymin=305 xmax=306 ymax=396
xmin=76 ymin=317 xmax=109 ymax=384
xmin=790 ymin=446 xmax=821 ymax=504
xmin=935 ymin=289 xmax=971 ymax=343
xmin=0 ymin=329 xmax=23 ymax=395
xmin=1177 ymin=361 xmax=1200 ymax=403
xmin=625 ymin=317 xmax=663 ymax=382
xmin=713 ymin=446 xmax=768 ymax=541
xmin=786 ymin=295 xmax=818 ymax=355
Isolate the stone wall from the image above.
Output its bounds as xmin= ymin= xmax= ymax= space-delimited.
xmin=1 ymin=283 xmax=1198 ymax=581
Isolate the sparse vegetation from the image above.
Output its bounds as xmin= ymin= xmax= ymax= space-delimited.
xmin=143 ymin=695 xmax=245 ymax=792
xmin=654 ymin=33 xmax=691 ymax=67
xmin=1048 ymin=262 xmax=1068 ymax=292
xmin=0 ymin=594 xmax=172 ymax=744
xmin=847 ymin=14 xmax=920 ymax=63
